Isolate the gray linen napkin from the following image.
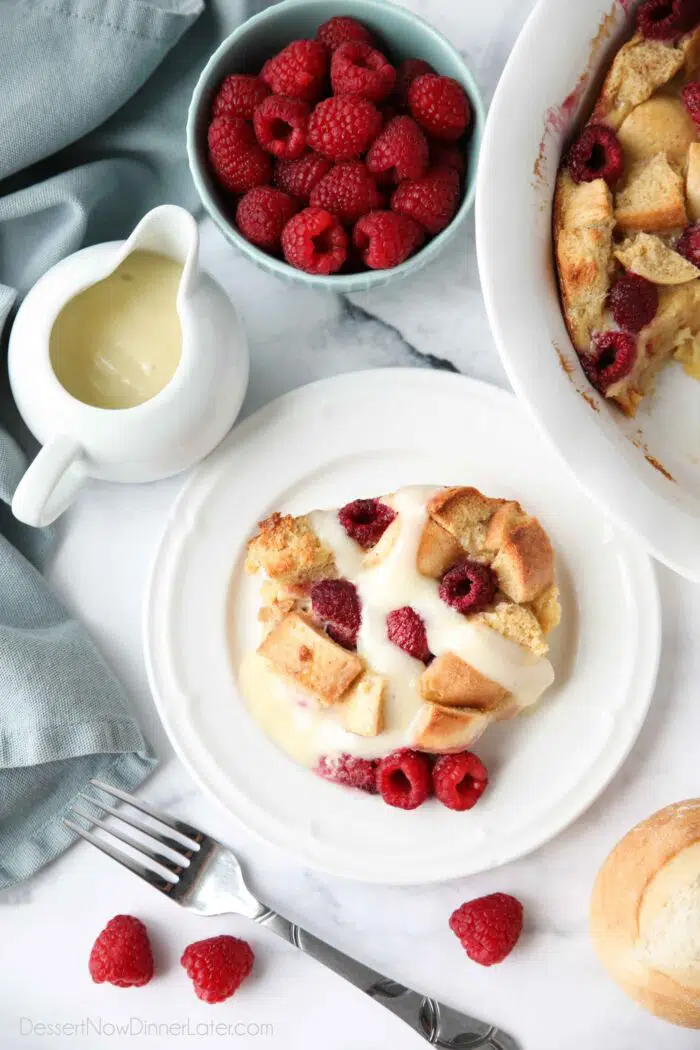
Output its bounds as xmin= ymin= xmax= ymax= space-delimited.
xmin=0 ymin=0 xmax=248 ymax=888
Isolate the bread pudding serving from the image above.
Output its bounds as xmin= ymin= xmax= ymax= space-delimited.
xmin=554 ymin=0 xmax=700 ymax=415
xmin=241 ymin=485 xmax=560 ymax=808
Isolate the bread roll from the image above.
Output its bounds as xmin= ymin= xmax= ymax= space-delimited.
xmin=590 ymin=800 xmax=700 ymax=1028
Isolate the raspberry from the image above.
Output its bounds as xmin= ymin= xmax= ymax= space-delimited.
xmin=439 ymin=559 xmax=498 ymax=615
xmin=89 ymin=915 xmax=154 ymax=988
xmin=281 ymin=206 xmax=348 ymax=274
xmin=676 ymin=220 xmax=700 ymax=267
xmin=430 ymin=141 xmax=466 ymax=176
xmin=310 ymin=161 xmax=383 ymax=223
xmin=584 ymin=331 xmax=638 ymax=392
xmin=386 ymin=606 xmax=432 ymax=662
xmin=207 ymin=115 xmax=272 ymax=193
xmin=181 ymin=936 xmax=254 ymax=1004
xmin=311 ymin=578 xmax=361 ymax=649
xmin=212 ymin=74 xmax=270 ymax=120
xmin=316 ymin=753 xmax=378 ymax=792
xmin=394 ymin=58 xmax=435 ymax=108
xmin=433 ymin=751 xmax=488 ymax=811
xmin=316 ymin=15 xmax=376 ymax=53
xmin=609 ymin=273 xmax=658 ymax=331
xmin=261 ymin=39 xmax=327 ymax=103
xmin=567 ymin=124 xmax=623 ymax=185
xmin=331 ymin=41 xmax=396 ymax=104
xmin=338 ymin=497 xmax=396 ymax=547
xmin=253 ymin=95 xmax=309 ymax=160
xmin=353 ymin=211 xmax=425 ymax=269
xmin=450 ymin=894 xmax=523 ymax=966
xmin=391 ymin=166 xmax=461 ymax=234
xmin=377 ymin=750 xmax=432 ymax=810
xmin=366 ymin=116 xmax=430 ymax=183
xmin=236 ymin=187 xmax=298 ymax=251
xmin=681 ymin=82 xmax=700 ymax=128
xmin=636 ymin=0 xmax=697 ymax=40
xmin=274 ymin=153 xmax=332 ymax=202
xmin=307 ymin=96 xmax=382 ymax=160
xmin=408 ymin=74 xmax=470 ymax=142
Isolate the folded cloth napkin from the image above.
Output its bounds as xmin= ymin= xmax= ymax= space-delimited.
xmin=0 ymin=0 xmax=250 ymax=889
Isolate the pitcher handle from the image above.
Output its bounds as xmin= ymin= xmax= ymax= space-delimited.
xmin=12 ymin=436 xmax=86 ymax=527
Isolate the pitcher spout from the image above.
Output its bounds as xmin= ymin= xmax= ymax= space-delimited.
xmin=121 ymin=204 xmax=199 ymax=296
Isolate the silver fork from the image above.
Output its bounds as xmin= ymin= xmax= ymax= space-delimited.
xmin=65 ymin=780 xmax=519 ymax=1050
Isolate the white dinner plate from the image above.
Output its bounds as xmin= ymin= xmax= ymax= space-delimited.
xmin=476 ymin=0 xmax=700 ymax=581
xmin=144 ymin=369 xmax=660 ymax=884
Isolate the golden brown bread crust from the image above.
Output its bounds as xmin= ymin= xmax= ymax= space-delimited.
xmin=416 ymin=517 xmax=464 ymax=578
xmin=592 ymin=34 xmax=684 ymax=129
xmin=258 ymin=612 xmax=362 ymax=705
xmin=427 ymin=486 xmax=504 ymax=551
xmin=418 ymin=652 xmax=509 ymax=710
xmin=337 ymin=672 xmax=385 ymax=737
xmin=614 ymin=232 xmax=700 ymax=284
xmin=245 ymin=512 xmax=336 ymax=587
xmin=409 ymin=702 xmax=496 ymax=752
xmin=614 ymin=152 xmax=687 ymax=232
xmin=491 ymin=517 xmax=556 ymax=603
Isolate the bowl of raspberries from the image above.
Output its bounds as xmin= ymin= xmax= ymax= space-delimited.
xmin=187 ymin=0 xmax=484 ymax=289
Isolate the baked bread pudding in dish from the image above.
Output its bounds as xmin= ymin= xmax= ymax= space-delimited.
xmin=554 ymin=0 xmax=700 ymax=415
xmin=241 ymin=485 xmax=560 ymax=805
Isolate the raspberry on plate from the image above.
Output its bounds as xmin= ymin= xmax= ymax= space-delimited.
xmin=386 ymin=606 xmax=432 ymax=663
xmin=609 ymin=273 xmax=658 ymax=332
xmin=391 ymin=165 xmax=461 ymax=234
xmin=567 ymin=124 xmax=624 ymax=186
xmin=353 ymin=211 xmax=425 ymax=270
xmin=316 ymin=753 xmax=378 ymax=792
xmin=274 ymin=153 xmax=332 ymax=202
xmin=281 ymin=207 xmax=348 ymax=274
xmin=253 ymin=95 xmax=309 ymax=160
xmin=675 ymin=220 xmax=700 ymax=267
xmin=311 ymin=578 xmax=361 ymax=649
xmin=583 ymin=332 xmax=638 ymax=392
xmin=207 ymin=115 xmax=272 ymax=193
xmin=316 ymin=15 xmax=376 ymax=53
xmin=432 ymin=751 xmax=488 ymax=811
xmin=450 ymin=894 xmax=524 ymax=966
xmin=310 ymin=161 xmax=383 ymax=224
xmin=408 ymin=73 xmax=471 ymax=142
xmin=236 ymin=186 xmax=298 ymax=252
xmin=330 ymin=41 xmax=396 ymax=103
xmin=212 ymin=74 xmax=270 ymax=120
xmin=338 ymin=497 xmax=396 ymax=547
xmin=393 ymin=58 xmax=435 ymax=108
xmin=439 ymin=558 xmax=498 ymax=616
xmin=181 ymin=935 xmax=254 ymax=1004
xmin=636 ymin=0 xmax=695 ymax=40
xmin=261 ymin=39 xmax=327 ymax=103
xmin=89 ymin=915 xmax=154 ymax=988
xmin=366 ymin=116 xmax=430 ymax=183
xmin=377 ymin=749 xmax=432 ymax=810
xmin=307 ymin=96 xmax=382 ymax=160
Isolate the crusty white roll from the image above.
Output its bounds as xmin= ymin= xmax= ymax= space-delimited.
xmin=590 ymin=800 xmax=700 ymax=1029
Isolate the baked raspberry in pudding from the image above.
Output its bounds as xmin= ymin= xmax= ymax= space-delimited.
xmin=240 ymin=486 xmax=561 ymax=811
xmin=554 ymin=0 xmax=700 ymax=414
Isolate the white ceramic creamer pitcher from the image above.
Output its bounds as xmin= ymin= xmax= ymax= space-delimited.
xmin=9 ymin=205 xmax=249 ymax=527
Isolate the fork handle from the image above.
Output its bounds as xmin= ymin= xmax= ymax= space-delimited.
xmin=256 ymin=909 xmax=518 ymax=1049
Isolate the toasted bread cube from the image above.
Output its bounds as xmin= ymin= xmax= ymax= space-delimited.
xmin=427 ymin=487 xmax=503 ymax=553
xmin=615 ymin=153 xmax=687 ymax=232
xmin=419 ymin=652 xmax=509 ymax=710
xmin=592 ymin=35 xmax=684 ymax=129
xmin=409 ymin=702 xmax=496 ymax=753
xmin=246 ymin=512 xmax=336 ymax=587
xmin=615 ymin=232 xmax=700 ymax=284
xmin=556 ymin=174 xmax=615 ymax=230
xmin=681 ymin=25 xmax=700 ymax=80
xmin=526 ymin=584 xmax=562 ymax=635
xmin=555 ymin=222 xmax=614 ymax=351
xmin=416 ymin=518 xmax=464 ymax=578
xmin=338 ymin=672 xmax=385 ymax=737
xmin=617 ymin=95 xmax=695 ymax=169
xmin=484 ymin=501 xmax=527 ymax=550
xmin=258 ymin=612 xmax=362 ymax=705
xmin=686 ymin=143 xmax=700 ymax=222
xmin=491 ymin=518 xmax=555 ymax=603
xmin=476 ymin=601 xmax=550 ymax=657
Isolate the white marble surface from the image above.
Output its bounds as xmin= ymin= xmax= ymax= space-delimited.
xmin=2 ymin=1 xmax=700 ymax=1048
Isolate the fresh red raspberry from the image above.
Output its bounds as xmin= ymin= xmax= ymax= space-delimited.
xmin=636 ymin=0 xmax=697 ymax=40
xmin=567 ymin=124 xmax=624 ymax=185
xmin=377 ymin=750 xmax=432 ymax=810
xmin=316 ymin=15 xmax=376 ymax=53
xmin=330 ymin=41 xmax=396 ymax=103
xmin=338 ymin=497 xmax=396 ymax=547
xmin=181 ymin=936 xmax=254 ymax=1004
xmin=212 ymin=74 xmax=270 ymax=120
xmin=307 ymin=96 xmax=383 ymax=160
xmin=609 ymin=273 xmax=658 ymax=331
xmin=353 ymin=211 xmax=425 ymax=269
xmin=274 ymin=153 xmax=332 ymax=202
xmin=89 ymin=915 xmax=154 ymax=988
xmin=311 ymin=578 xmax=361 ymax=649
xmin=366 ymin=116 xmax=430 ymax=182
xmin=408 ymin=74 xmax=471 ymax=142
xmin=450 ymin=894 xmax=524 ymax=966
xmin=675 ymin=220 xmax=700 ymax=267
xmin=261 ymin=39 xmax=327 ymax=103
xmin=236 ymin=187 xmax=298 ymax=251
xmin=583 ymin=332 xmax=638 ymax=392
xmin=391 ymin=166 xmax=461 ymax=234
xmin=316 ymin=753 xmax=378 ymax=792
xmin=281 ymin=206 xmax=348 ymax=274
xmin=393 ymin=58 xmax=435 ymax=108
xmin=439 ymin=558 xmax=498 ymax=615
xmin=309 ymin=161 xmax=383 ymax=223
xmin=207 ymin=115 xmax=272 ymax=193
xmin=433 ymin=752 xmax=489 ymax=811
xmin=681 ymin=82 xmax=700 ymax=128
xmin=253 ymin=95 xmax=309 ymax=160
xmin=386 ymin=606 xmax=432 ymax=662
xmin=430 ymin=141 xmax=466 ymax=176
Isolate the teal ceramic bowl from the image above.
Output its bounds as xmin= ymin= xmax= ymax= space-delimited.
xmin=187 ymin=0 xmax=484 ymax=291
